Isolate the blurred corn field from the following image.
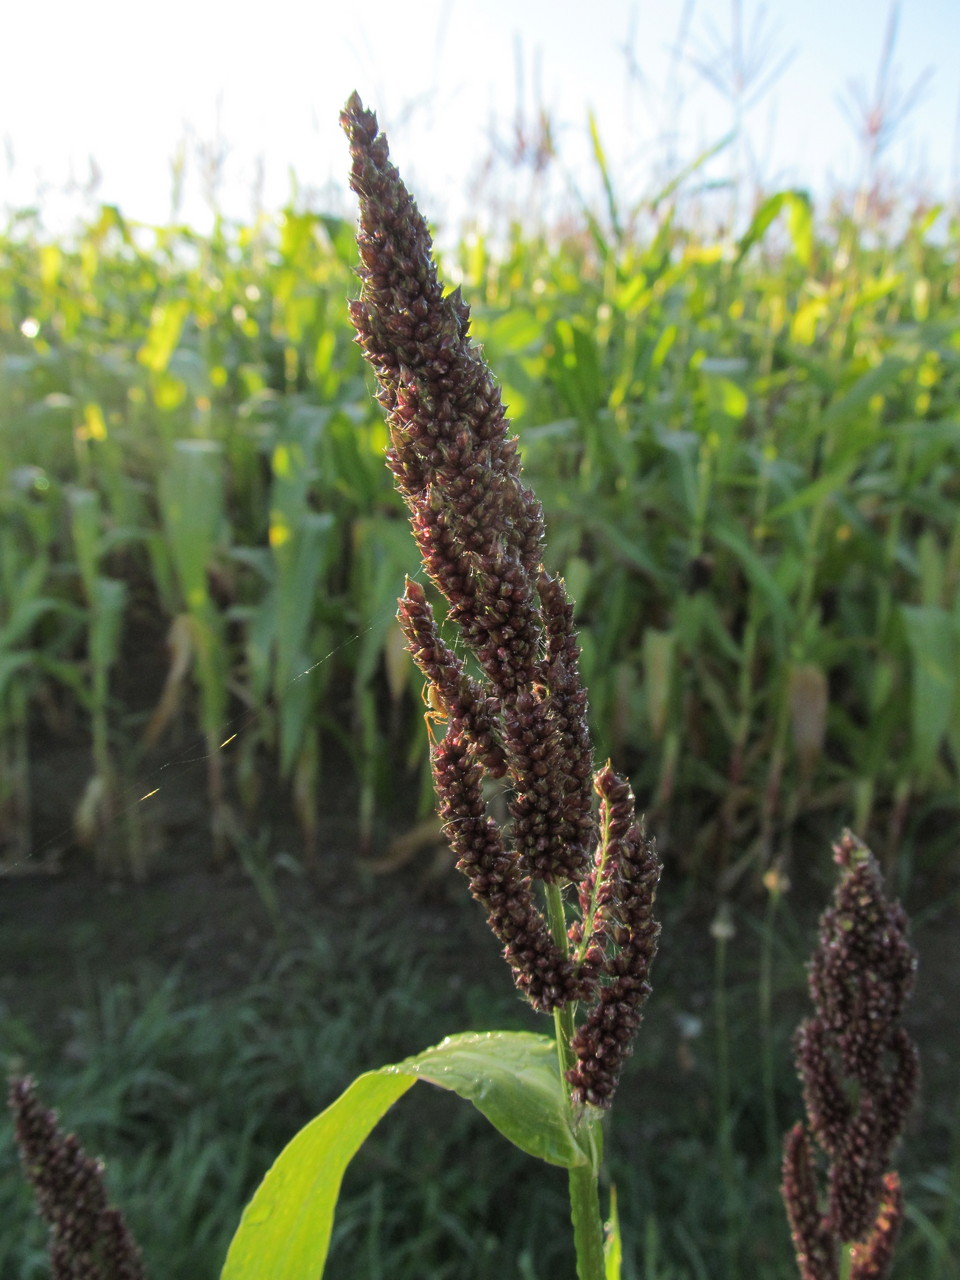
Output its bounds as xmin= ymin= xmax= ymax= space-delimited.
xmin=1 ymin=192 xmax=958 ymax=886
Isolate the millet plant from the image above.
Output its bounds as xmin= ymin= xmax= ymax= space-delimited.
xmin=8 ymin=96 xmax=920 ymax=1280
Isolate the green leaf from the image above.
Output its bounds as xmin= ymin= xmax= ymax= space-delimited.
xmin=765 ymin=462 xmax=857 ymax=521
xmin=817 ymin=357 xmax=909 ymax=435
xmin=649 ymin=133 xmax=734 ymax=208
xmin=221 ymin=1032 xmax=588 ymax=1280
xmin=900 ymin=604 xmax=958 ymax=776
xmin=486 ymin=307 xmax=543 ymax=351
xmin=68 ymin=488 xmax=102 ymax=595
xmin=735 ymin=190 xmax=812 ymax=266
xmin=642 ymin=628 xmax=675 ymax=741
xmin=138 ymin=298 xmax=190 ymax=373
xmin=604 ymin=1184 xmax=622 ymax=1280
xmin=387 ymin=1032 xmax=590 ymax=1169
xmin=221 ymin=1072 xmax=415 ymax=1280
xmin=589 ymin=110 xmax=622 ymax=243
xmin=0 ymin=594 xmax=67 ymax=652
xmin=585 ymin=513 xmax=661 ymax=579
xmin=87 ymin=577 xmax=126 ymax=677
xmin=0 ymin=651 xmax=35 ymax=703
xmin=710 ymin=523 xmax=791 ymax=636
xmin=158 ymin=440 xmax=226 ymax=606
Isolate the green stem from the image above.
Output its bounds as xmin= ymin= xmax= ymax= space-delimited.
xmin=759 ymin=887 xmax=780 ymax=1165
xmin=839 ymin=1242 xmax=854 ymax=1280
xmin=568 ymin=1163 xmax=607 ymax=1280
xmin=545 ymin=881 xmax=606 ymax=1280
xmin=714 ymin=926 xmax=737 ymax=1279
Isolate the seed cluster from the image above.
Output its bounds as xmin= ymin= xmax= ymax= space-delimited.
xmin=9 ymin=1075 xmax=147 ymax=1280
xmin=342 ymin=92 xmax=660 ymax=1106
xmin=781 ymin=832 xmax=919 ymax=1279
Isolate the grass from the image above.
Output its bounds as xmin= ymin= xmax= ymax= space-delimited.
xmin=0 ymin=888 xmax=565 ymax=1279
xmin=2 ymin=879 xmax=955 ymax=1279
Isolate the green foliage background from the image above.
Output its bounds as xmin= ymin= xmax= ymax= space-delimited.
xmin=1 ymin=177 xmax=959 ymax=1280
xmin=1 ymin=193 xmax=958 ymax=883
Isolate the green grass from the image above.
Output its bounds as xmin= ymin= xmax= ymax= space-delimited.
xmin=2 ymin=886 xmax=956 ymax=1279
xmin=0 ymin=894 xmax=566 ymax=1280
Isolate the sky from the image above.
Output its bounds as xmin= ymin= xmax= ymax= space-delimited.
xmin=2 ymin=0 xmax=958 ymax=235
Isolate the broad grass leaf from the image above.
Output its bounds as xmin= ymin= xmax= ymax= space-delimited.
xmin=586 ymin=513 xmax=661 ymax=579
xmin=817 ymin=356 xmax=909 ymax=434
xmin=159 ymin=440 xmax=226 ymax=605
xmin=643 ymin=628 xmax=675 ymax=741
xmin=0 ymin=651 xmax=35 ymax=702
xmin=318 ymin=214 xmax=359 ymax=269
xmin=67 ymin=488 xmax=102 ymax=593
xmin=650 ymin=321 xmax=677 ymax=372
xmin=788 ymin=662 xmax=829 ymax=776
xmin=766 ymin=462 xmax=857 ymax=521
xmin=900 ymin=604 xmax=958 ymax=775
xmin=710 ymin=522 xmax=791 ymax=637
xmin=221 ymin=1032 xmax=587 ymax=1280
xmin=388 ymin=1031 xmax=591 ymax=1169
xmin=550 ymin=318 xmax=603 ymax=422
xmin=0 ymin=590 xmax=66 ymax=651
xmin=221 ymin=1071 xmax=415 ymax=1280
xmin=647 ymin=133 xmax=734 ymax=211
xmin=734 ymin=190 xmax=812 ymax=266
xmin=87 ymin=576 xmax=126 ymax=677
xmin=486 ymin=307 xmax=543 ymax=352
xmin=138 ymin=298 xmax=190 ymax=373
xmin=711 ymin=376 xmax=748 ymax=420
xmin=589 ymin=110 xmax=622 ymax=242
xmin=604 ymin=1183 xmax=622 ymax=1280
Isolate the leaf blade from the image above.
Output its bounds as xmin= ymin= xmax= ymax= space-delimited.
xmin=390 ymin=1031 xmax=591 ymax=1169
xmin=221 ymin=1031 xmax=588 ymax=1280
xmin=220 ymin=1071 xmax=415 ymax=1280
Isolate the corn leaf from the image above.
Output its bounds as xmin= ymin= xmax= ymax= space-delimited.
xmin=900 ymin=604 xmax=958 ymax=776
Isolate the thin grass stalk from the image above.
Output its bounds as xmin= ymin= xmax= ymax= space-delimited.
xmin=758 ymin=875 xmax=783 ymax=1168
xmin=711 ymin=907 xmax=738 ymax=1278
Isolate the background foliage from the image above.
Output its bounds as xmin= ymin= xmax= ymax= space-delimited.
xmin=1 ymin=171 xmax=958 ymax=1277
xmin=1 ymin=189 xmax=958 ymax=885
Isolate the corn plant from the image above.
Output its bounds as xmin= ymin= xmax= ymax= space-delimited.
xmin=2 ymin=101 xmax=958 ymax=886
xmin=150 ymin=440 xmax=233 ymax=863
xmin=67 ymin=485 xmax=147 ymax=878
xmin=237 ymin=408 xmax=338 ymax=862
xmin=0 ymin=472 xmax=77 ymax=870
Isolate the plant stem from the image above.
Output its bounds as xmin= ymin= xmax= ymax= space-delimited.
xmin=714 ymin=924 xmax=738 ymax=1279
xmin=545 ymin=881 xmax=606 ymax=1280
xmin=568 ymin=1163 xmax=607 ymax=1280
xmin=839 ymin=1242 xmax=854 ymax=1280
xmin=759 ymin=886 xmax=780 ymax=1166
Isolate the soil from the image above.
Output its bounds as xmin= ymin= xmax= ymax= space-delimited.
xmin=0 ymin=717 xmax=516 ymax=1054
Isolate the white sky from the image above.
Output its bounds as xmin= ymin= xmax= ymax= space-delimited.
xmin=2 ymin=0 xmax=957 ymax=234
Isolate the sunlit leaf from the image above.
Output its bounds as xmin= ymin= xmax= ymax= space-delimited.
xmin=222 ymin=1032 xmax=589 ymax=1280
